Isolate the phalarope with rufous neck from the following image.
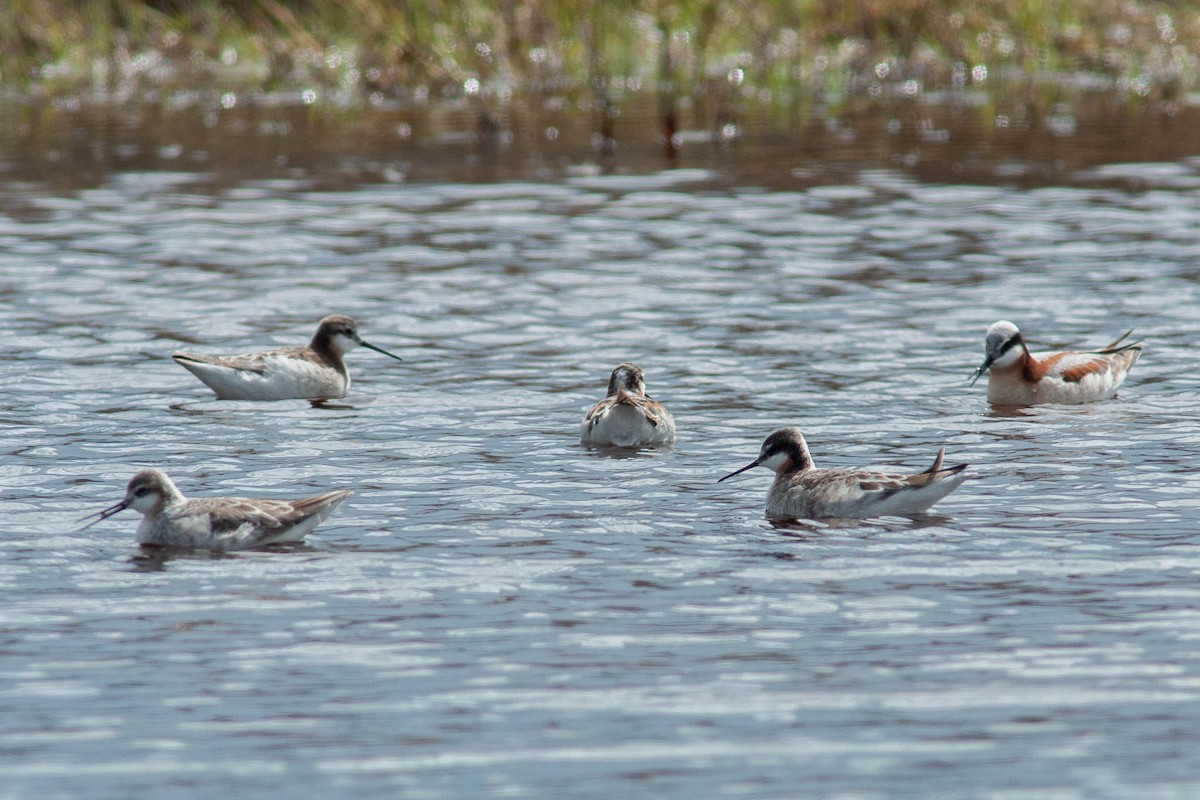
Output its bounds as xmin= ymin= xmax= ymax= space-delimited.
xmin=580 ymin=363 xmax=675 ymax=447
xmin=719 ymin=428 xmax=969 ymax=519
xmin=173 ymin=314 xmax=402 ymax=401
xmin=78 ymin=469 xmax=352 ymax=550
xmin=970 ymin=320 xmax=1142 ymax=406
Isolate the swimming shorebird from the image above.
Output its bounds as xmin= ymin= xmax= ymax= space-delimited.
xmin=719 ymin=428 xmax=968 ymax=519
xmin=173 ymin=314 xmax=402 ymax=401
xmin=580 ymin=363 xmax=676 ymax=447
xmin=78 ymin=469 xmax=352 ymax=549
xmin=970 ymin=320 xmax=1142 ymax=405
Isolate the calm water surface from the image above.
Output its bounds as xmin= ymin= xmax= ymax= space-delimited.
xmin=2 ymin=109 xmax=1200 ymax=798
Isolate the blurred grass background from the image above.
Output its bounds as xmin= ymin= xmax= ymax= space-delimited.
xmin=1 ymin=0 xmax=1195 ymax=107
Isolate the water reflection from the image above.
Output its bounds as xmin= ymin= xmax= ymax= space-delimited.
xmin=127 ymin=545 xmax=265 ymax=572
xmin=2 ymin=93 xmax=1200 ymax=193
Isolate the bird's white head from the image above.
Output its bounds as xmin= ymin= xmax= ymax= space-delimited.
xmin=970 ymin=320 xmax=1024 ymax=385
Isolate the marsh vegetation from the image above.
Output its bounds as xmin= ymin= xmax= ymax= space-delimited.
xmin=4 ymin=2 xmax=1196 ymax=113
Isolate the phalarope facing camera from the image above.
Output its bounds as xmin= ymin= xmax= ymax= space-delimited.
xmin=720 ymin=428 xmax=968 ymax=519
xmin=970 ymin=320 xmax=1142 ymax=406
xmin=580 ymin=363 xmax=675 ymax=447
xmin=173 ymin=314 xmax=402 ymax=401
xmin=79 ymin=469 xmax=352 ymax=550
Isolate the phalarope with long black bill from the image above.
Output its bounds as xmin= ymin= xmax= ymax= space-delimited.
xmin=719 ymin=428 xmax=968 ymax=519
xmin=79 ymin=469 xmax=352 ymax=550
xmin=173 ymin=314 xmax=402 ymax=400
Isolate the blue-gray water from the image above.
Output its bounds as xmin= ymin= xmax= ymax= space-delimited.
xmin=3 ymin=133 xmax=1200 ymax=797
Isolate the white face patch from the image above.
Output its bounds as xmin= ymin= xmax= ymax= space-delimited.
xmin=331 ymin=332 xmax=361 ymax=354
xmin=127 ymin=489 xmax=162 ymax=513
xmin=989 ymin=340 xmax=1023 ymax=368
xmin=758 ymin=450 xmax=791 ymax=472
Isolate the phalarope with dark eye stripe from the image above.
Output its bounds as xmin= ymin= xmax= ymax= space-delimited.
xmin=970 ymin=320 xmax=1142 ymax=405
xmin=720 ymin=428 xmax=968 ymax=519
xmin=580 ymin=363 xmax=675 ymax=447
xmin=79 ymin=469 xmax=352 ymax=550
xmin=173 ymin=314 xmax=402 ymax=401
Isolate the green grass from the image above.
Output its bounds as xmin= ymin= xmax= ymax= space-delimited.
xmin=1 ymin=0 xmax=1196 ymax=108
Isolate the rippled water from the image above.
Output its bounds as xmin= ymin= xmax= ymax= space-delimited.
xmin=3 ymin=122 xmax=1200 ymax=798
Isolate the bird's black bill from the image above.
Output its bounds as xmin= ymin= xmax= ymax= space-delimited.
xmin=718 ymin=460 xmax=760 ymax=483
xmin=968 ymin=355 xmax=993 ymax=386
xmin=76 ymin=500 xmax=128 ymax=531
xmin=359 ymin=340 xmax=404 ymax=361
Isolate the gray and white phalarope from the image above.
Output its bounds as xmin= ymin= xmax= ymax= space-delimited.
xmin=580 ymin=363 xmax=676 ymax=447
xmin=79 ymin=469 xmax=352 ymax=549
xmin=173 ymin=314 xmax=402 ymax=401
xmin=720 ymin=428 xmax=968 ymax=519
